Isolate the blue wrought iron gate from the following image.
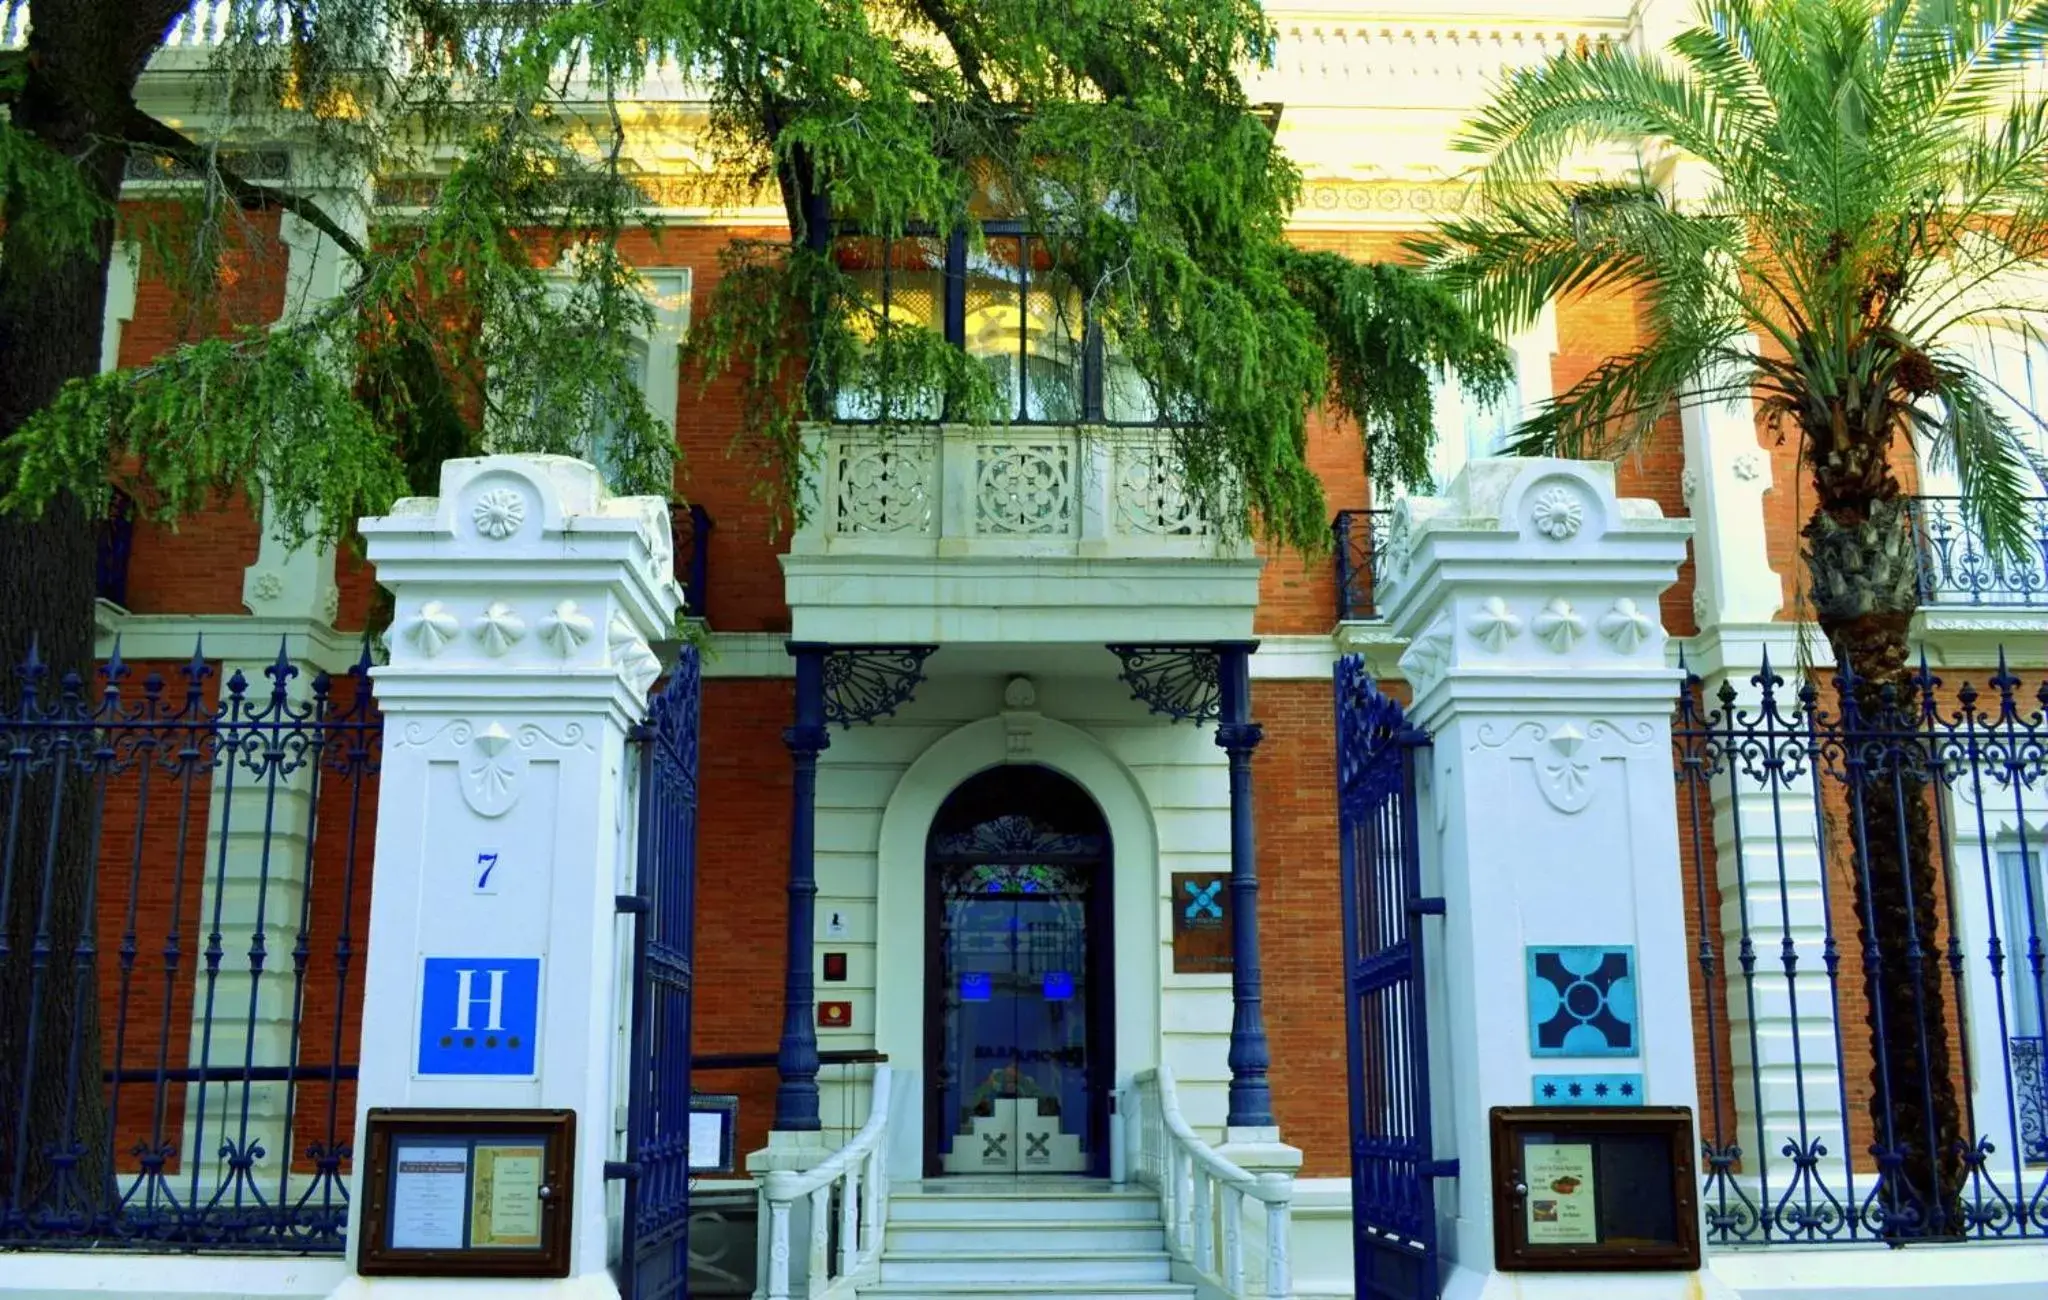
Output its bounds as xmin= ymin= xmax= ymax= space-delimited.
xmin=613 ymin=647 xmax=702 ymax=1300
xmin=1335 ymin=655 xmax=1451 ymax=1300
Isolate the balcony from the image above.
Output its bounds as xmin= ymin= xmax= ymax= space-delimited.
xmin=1910 ymin=495 xmax=2048 ymax=609
xmin=1333 ymin=508 xmax=1393 ymax=623
xmin=782 ymin=424 xmax=1259 ymax=645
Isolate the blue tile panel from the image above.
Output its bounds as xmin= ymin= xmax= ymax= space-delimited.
xmin=1526 ymin=945 xmax=1638 ymax=1057
xmin=1533 ymin=1073 xmax=1644 ymax=1107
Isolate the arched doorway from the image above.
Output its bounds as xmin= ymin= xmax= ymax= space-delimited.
xmin=923 ymin=765 xmax=1114 ymax=1177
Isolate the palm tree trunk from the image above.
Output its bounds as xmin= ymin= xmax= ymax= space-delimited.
xmin=1805 ymin=497 xmax=1965 ymax=1240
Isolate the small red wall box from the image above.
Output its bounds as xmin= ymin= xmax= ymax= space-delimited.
xmin=818 ymin=1001 xmax=852 ymax=1029
xmin=822 ymin=952 xmax=848 ymax=982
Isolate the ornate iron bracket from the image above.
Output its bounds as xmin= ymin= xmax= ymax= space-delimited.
xmin=1106 ymin=644 xmax=1225 ymax=723
xmin=806 ymin=644 xmax=937 ymax=727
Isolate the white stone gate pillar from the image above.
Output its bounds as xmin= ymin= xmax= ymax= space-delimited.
xmin=332 ymin=455 xmax=681 ymax=1297
xmin=1380 ymin=459 xmax=1729 ymax=1298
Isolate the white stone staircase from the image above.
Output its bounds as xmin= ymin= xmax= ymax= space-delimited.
xmin=855 ymin=1180 xmax=1193 ymax=1300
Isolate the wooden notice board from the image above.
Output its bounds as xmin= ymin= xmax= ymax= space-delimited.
xmin=1489 ymin=1106 xmax=1700 ymax=1272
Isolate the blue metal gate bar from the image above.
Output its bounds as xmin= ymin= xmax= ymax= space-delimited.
xmin=0 ymin=638 xmax=378 ymax=1254
xmin=612 ymin=647 xmax=702 ymax=1300
xmin=1336 ymin=655 xmax=1450 ymax=1300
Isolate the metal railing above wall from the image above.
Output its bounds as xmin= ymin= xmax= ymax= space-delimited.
xmin=1908 ymin=495 xmax=2048 ymax=609
xmin=1676 ymin=652 xmax=2048 ymax=1246
xmin=0 ymin=640 xmax=379 ymax=1254
xmin=1333 ymin=509 xmax=1393 ymax=623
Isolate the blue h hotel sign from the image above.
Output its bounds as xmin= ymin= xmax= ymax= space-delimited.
xmin=417 ymin=957 xmax=542 ymax=1078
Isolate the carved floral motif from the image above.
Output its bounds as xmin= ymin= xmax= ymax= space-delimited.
xmin=472 ymin=488 xmax=527 ymax=540
xmin=1530 ymin=486 xmax=1586 ymax=541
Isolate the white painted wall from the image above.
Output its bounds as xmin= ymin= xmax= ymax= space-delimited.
xmin=790 ymin=670 xmax=1237 ymax=1177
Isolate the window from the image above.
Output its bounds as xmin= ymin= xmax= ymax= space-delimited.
xmin=1396 ymin=305 xmax=1557 ymax=498
xmin=1920 ymin=323 xmax=2048 ymax=494
xmin=2001 ymin=847 xmax=2048 ymax=1037
xmin=830 ymin=229 xmax=1147 ymax=425
xmin=502 ymin=260 xmax=690 ymax=488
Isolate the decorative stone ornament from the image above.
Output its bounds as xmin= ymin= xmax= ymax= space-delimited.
xmin=1732 ymin=451 xmax=1763 ymax=481
xmin=472 ymin=601 xmax=527 ymax=656
xmin=403 ymin=601 xmax=461 ymax=657
xmin=540 ymin=600 xmax=596 ymax=657
xmin=1532 ymin=597 xmax=1586 ymax=652
xmin=1529 ymin=485 xmax=1585 ymax=540
xmin=1467 ymin=596 xmax=1524 ymax=651
xmin=472 ymin=487 xmax=527 ymax=540
xmin=1397 ymin=611 xmax=1454 ymax=691
xmin=1597 ymin=597 xmax=1660 ymax=653
xmin=464 ymin=721 xmax=522 ymax=817
xmin=609 ymin=612 xmax=662 ymax=700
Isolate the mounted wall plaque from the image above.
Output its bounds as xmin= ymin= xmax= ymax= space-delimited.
xmin=1489 ymin=1106 xmax=1699 ymax=1272
xmin=1170 ymin=871 xmax=1233 ymax=973
xmin=358 ymin=1108 xmax=575 ymax=1278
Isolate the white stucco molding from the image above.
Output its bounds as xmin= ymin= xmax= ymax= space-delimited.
xmin=1381 ymin=456 xmax=1694 ymax=728
xmin=361 ymin=455 xmax=683 ymax=721
xmin=1681 ymin=336 xmax=1787 ymax=630
xmin=1913 ymin=607 xmax=2048 ymax=670
xmin=871 ymin=713 xmax=1162 ymax=1180
xmin=781 ymin=554 xmax=1262 ymax=644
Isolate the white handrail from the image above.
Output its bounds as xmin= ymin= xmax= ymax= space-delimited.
xmin=759 ymin=1066 xmax=894 ymax=1300
xmin=1129 ymin=1066 xmax=1292 ymax=1299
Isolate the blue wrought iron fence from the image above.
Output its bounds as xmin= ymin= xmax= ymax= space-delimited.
xmin=1675 ymin=652 xmax=2048 ymax=1245
xmin=1334 ymin=509 xmax=1394 ymax=623
xmin=0 ymin=639 xmax=379 ymax=1253
xmin=1908 ymin=495 xmax=2048 ymax=608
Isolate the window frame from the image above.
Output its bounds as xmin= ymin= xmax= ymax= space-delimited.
xmin=829 ymin=222 xmax=1135 ymax=426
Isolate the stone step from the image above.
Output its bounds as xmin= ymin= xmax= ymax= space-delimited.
xmin=858 ymin=1284 xmax=1196 ymax=1300
xmin=888 ymin=1188 xmax=1159 ymax=1224
xmin=877 ymin=1251 xmax=1173 ymax=1285
xmin=884 ymin=1218 xmax=1166 ymax=1253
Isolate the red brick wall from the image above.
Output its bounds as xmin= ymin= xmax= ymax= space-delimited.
xmin=112 ymin=204 xmax=289 ymax=614
xmin=1254 ymin=677 xmax=1349 ymax=1177
xmin=690 ymin=676 xmax=797 ymax=1157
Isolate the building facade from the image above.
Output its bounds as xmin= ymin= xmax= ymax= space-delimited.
xmin=4 ymin=2 xmax=2048 ymax=1298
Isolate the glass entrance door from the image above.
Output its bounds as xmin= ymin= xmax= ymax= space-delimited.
xmin=933 ymin=860 xmax=1094 ymax=1174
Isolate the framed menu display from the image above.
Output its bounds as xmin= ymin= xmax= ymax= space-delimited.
xmin=358 ymin=1109 xmax=575 ymax=1277
xmin=1489 ymin=1106 xmax=1700 ymax=1271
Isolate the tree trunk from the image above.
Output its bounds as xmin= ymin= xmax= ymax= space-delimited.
xmin=0 ymin=0 xmax=160 ymax=1231
xmin=1804 ymin=497 xmax=1966 ymax=1240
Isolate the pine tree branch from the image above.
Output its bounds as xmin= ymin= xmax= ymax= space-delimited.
xmin=120 ymin=107 xmax=371 ymax=265
xmin=909 ymin=0 xmax=991 ymax=100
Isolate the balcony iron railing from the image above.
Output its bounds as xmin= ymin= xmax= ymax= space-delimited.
xmin=95 ymin=490 xmax=136 ymax=609
xmin=671 ymin=502 xmax=713 ymax=619
xmin=1909 ymin=495 xmax=2048 ymax=609
xmin=1333 ymin=508 xmax=1393 ymax=623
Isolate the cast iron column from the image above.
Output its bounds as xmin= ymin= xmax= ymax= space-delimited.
xmin=774 ymin=644 xmax=828 ymax=1131
xmin=1216 ymin=641 xmax=1274 ymax=1129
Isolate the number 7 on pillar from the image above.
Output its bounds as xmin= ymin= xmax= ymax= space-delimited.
xmin=475 ymin=851 xmax=501 ymax=895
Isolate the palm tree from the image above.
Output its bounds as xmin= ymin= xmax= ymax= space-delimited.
xmin=1416 ymin=0 xmax=2048 ymax=1237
